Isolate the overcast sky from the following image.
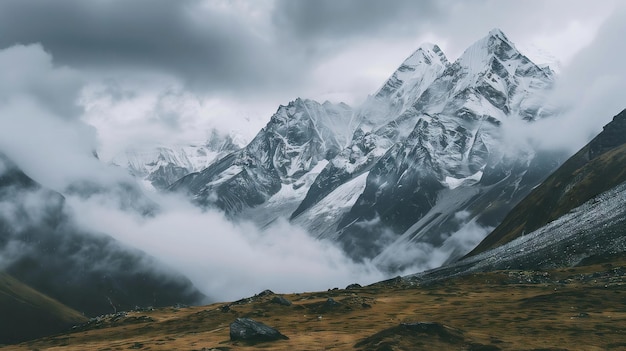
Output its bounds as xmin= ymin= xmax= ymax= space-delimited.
xmin=0 ymin=0 xmax=623 ymax=159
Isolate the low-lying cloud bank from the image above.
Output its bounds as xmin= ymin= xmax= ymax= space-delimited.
xmin=67 ymin=192 xmax=384 ymax=301
xmin=0 ymin=43 xmax=384 ymax=302
xmin=501 ymin=5 xmax=626 ymax=155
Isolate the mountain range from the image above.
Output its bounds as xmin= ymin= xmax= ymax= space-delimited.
xmin=111 ymin=129 xmax=243 ymax=190
xmin=2 ymin=28 xmax=625 ymax=348
xmin=168 ymin=29 xmax=564 ymax=271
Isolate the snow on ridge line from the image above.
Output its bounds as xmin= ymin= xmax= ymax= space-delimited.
xmin=444 ymin=170 xmax=484 ymax=190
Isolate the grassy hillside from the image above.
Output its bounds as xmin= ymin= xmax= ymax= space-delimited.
xmin=468 ymin=109 xmax=626 ymax=256
xmin=1 ymin=257 xmax=624 ymax=351
xmin=0 ymin=272 xmax=87 ymax=345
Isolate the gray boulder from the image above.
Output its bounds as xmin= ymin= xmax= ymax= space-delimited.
xmin=270 ymin=296 xmax=292 ymax=306
xmin=229 ymin=318 xmax=288 ymax=343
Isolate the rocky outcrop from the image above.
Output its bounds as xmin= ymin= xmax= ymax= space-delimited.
xmin=229 ymin=318 xmax=289 ymax=343
xmin=270 ymin=296 xmax=292 ymax=306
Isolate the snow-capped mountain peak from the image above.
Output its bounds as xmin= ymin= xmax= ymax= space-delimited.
xmin=291 ymin=29 xmax=559 ymax=265
xmin=356 ymin=42 xmax=450 ymax=133
xmin=375 ymin=43 xmax=449 ymax=98
xmin=457 ymin=27 xmax=528 ymax=80
xmin=112 ymin=131 xmax=242 ymax=190
xmin=172 ymin=29 xmax=562 ymax=273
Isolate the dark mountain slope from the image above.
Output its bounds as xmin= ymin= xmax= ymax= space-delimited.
xmin=405 ymin=108 xmax=626 ymax=284
xmin=0 ymin=154 xmax=205 ymax=317
xmin=468 ymin=108 xmax=626 ymax=256
xmin=0 ymin=272 xmax=87 ymax=344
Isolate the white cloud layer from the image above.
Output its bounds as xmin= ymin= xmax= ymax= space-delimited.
xmin=501 ymin=4 xmax=626 ymax=154
xmin=67 ymin=193 xmax=384 ymax=301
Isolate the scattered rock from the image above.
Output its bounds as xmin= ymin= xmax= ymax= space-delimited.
xmin=111 ymin=312 xmax=128 ymax=322
xmin=133 ymin=306 xmax=154 ymax=312
xmin=232 ymin=290 xmax=275 ymax=305
xmin=256 ymin=289 xmax=275 ymax=297
xmin=229 ymin=318 xmax=288 ymax=343
xmin=355 ymin=321 xmax=466 ymax=350
xmin=270 ymin=296 xmax=292 ymax=306
xmin=346 ymin=283 xmax=362 ymax=289
xmin=322 ymin=298 xmax=341 ymax=309
xmin=128 ymin=342 xmax=144 ymax=349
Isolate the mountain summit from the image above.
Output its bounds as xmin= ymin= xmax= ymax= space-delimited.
xmin=172 ymin=29 xmax=562 ymax=271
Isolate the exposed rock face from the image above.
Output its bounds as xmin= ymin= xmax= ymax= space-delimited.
xmin=270 ymin=296 xmax=292 ymax=306
xmin=171 ymin=99 xmax=353 ymax=215
xmin=229 ymin=318 xmax=289 ymax=343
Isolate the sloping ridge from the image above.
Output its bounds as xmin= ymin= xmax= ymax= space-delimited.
xmin=0 ymin=271 xmax=87 ymax=344
xmin=0 ymin=153 xmax=206 ymax=317
xmin=468 ymin=108 xmax=626 ymax=256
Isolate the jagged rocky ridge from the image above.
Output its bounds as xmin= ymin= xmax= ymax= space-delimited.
xmin=113 ymin=130 xmax=242 ymax=190
xmin=171 ymin=99 xmax=353 ymax=216
xmin=172 ymin=29 xmax=563 ymax=270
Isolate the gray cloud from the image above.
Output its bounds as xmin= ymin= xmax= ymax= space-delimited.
xmin=500 ymin=3 xmax=626 ymax=154
xmin=271 ymin=0 xmax=617 ymax=61
xmin=0 ymin=0 xmax=617 ymax=103
xmin=0 ymin=44 xmax=84 ymax=119
xmin=550 ymin=4 xmax=626 ymax=143
xmin=0 ymin=42 xmax=385 ymax=300
xmin=69 ymin=193 xmax=385 ymax=300
xmin=0 ymin=0 xmax=298 ymax=94
xmin=272 ymin=0 xmax=444 ymax=43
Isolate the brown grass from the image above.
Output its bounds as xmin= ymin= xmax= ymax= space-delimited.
xmin=1 ymin=259 xmax=624 ymax=351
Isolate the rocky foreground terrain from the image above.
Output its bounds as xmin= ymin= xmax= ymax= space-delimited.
xmin=2 ymin=255 xmax=624 ymax=351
